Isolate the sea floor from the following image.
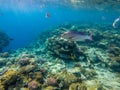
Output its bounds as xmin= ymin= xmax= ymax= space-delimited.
xmin=0 ymin=23 xmax=120 ymax=90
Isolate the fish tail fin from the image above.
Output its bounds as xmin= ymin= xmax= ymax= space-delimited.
xmin=90 ymin=32 xmax=92 ymax=36
xmin=89 ymin=32 xmax=92 ymax=41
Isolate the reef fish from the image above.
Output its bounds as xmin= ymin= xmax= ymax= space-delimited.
xmin=45 ymin=12 xmax=50 ymax=18
xmin=112 ymin=16 xmax=120 ymax=28
xmin=61 ymin=30 xmax=92 ymax=41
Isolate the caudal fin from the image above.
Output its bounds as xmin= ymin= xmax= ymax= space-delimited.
xmin=89 ymin=32 xmax=92 ymax=41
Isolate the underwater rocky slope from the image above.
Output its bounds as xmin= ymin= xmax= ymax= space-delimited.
xmin=0 ymin=23 xmax=120 ymax=90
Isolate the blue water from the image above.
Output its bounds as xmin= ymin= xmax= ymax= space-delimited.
xmin=0 ymin=0 xmax=120 ymax=50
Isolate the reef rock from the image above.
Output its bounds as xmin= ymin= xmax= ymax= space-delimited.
xmin=46 ymin=77 xmax=57 ymax=86
xmin=19 ymin=65 xmax=36 ymax=74
xmin=0 ymin=52 xmax=9 ymax=58
xmin=0 ymin=58 xmax=7 ymax=68
xmin=69 ymin=80 xmax=100 ymax=90
xmin=55 ymin=70 xmax=78 ymax=88
xmin=43 ymin=86 xmax=55 ymax=90
xmin=28 ymin=80 xmax=39 ymax=90
xmin=18 ymin=54 xmax=35 ymax=66
xmin=69 ymin=83 xmax=87 ymax=90
xmin=46 ymin=36 xmax=85 ymax=60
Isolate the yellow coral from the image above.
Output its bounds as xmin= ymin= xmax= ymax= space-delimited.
xmin=55 ymin=71 xmax=77 ymax=87
xmin=0 ymin=70 xmax=18 ymax=89
xmin=69 ymin=83 xmax=89 ymax=90
xmin=0 ymin=84 xmax=5 ymax=90
xmin=20 ymin=88 xmax=29 ymax=90
xmin=3 ymin=70 xmax=16 ymax=78
xmin=0 ymin=70 xmax=18 ymax=85
xmin=43 ymin=86 xmax=55 ymax=90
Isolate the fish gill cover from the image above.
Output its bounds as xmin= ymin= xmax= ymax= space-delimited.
xmin=0 ymin=0 xmax=120 ymax=90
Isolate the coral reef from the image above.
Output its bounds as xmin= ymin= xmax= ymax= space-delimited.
xmin=0 ymin=23 xmax=120 ymax=90
xmin=69 ymin=83 xmax=87 ymax=90
xmin=0 ymin=52 xmax=9 ymax=58
xmin=43 ymin=86 xmax=55 ymax=90
xmin=0 ymin=68 xmax=8 ymax=76
xmin=46 ymin=77 xmax=57 ymax=86
xmin=106 ymin=45 xmax=120 ymax=72
xmin=0 ymin=70 xmax=18 ymax=90
xmin=55 ymin=70 xmax=78 ymax=88
xmin=28 ymin=80 xmax=39 ymax=90
xmin=46 ymin=36 xmax=85 ymax=61
xmin=0 ymin=58 xmax=7 ymax=68
xmin=108 ymin=45 xmax=120 ymax=62
xmin=19 ymin=65 xmax=36 ymax=74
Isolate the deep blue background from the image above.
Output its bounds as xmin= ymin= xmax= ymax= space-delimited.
xmin=0 ymin=0 xmax=119 ymax=50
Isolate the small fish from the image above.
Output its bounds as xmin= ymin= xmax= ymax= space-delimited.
xmin=61 ymin=30 xmax=92 ymax=41
xmin=112 ymin=16 xmax=120 ymax=28
xmin=45 ymin=12 xmax=50 ymax=18
xmin=9 ymin=38 xmax=14 ymax=41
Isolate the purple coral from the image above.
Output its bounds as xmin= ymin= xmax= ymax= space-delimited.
xmin=28 ymin=80 xmax=38 ymax=90
xmin=46 ymin=77 xmax=57 ymax=86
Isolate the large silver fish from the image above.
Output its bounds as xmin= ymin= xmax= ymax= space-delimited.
xmin=61 ymin=30 xmax=92 ymax=41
